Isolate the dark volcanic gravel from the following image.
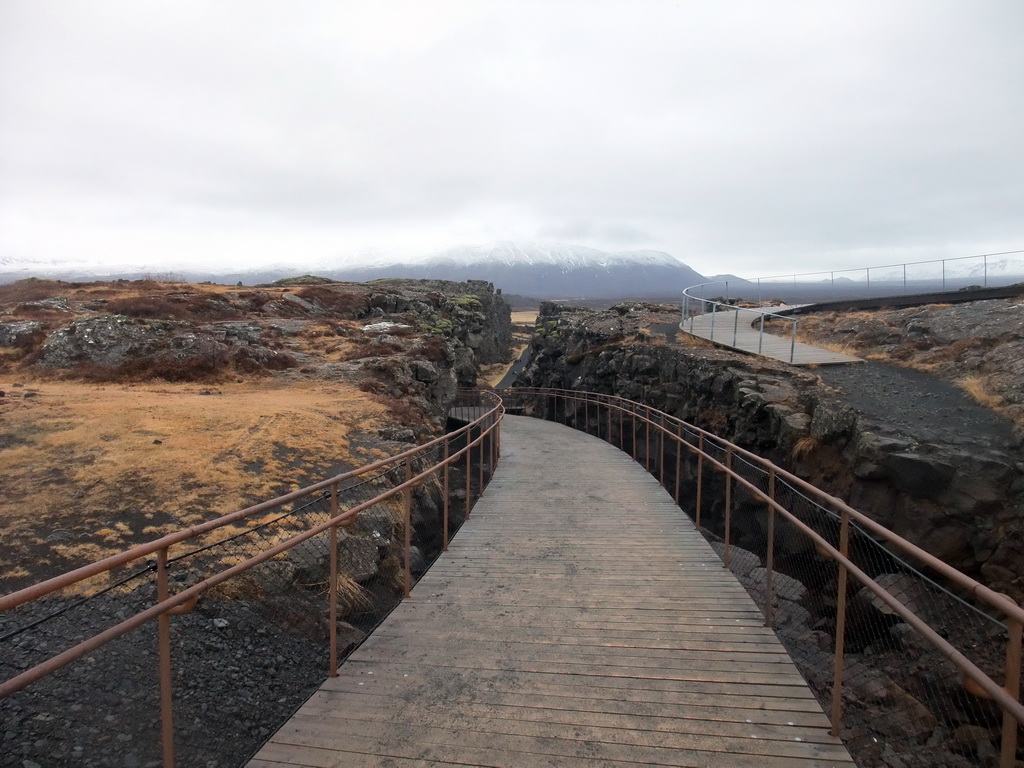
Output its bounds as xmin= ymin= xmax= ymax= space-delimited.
xmin=817 ymin=361 xmax=1018 ymax=449
xmin=0 ymin=581 xmax=329 ymax=768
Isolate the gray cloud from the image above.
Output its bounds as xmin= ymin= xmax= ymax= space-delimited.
xmin=1 ymin=0 xmax=1023 ymax=278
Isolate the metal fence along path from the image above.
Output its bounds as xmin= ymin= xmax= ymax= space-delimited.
xmin=250 ymin=415 xmax=855 ymax=767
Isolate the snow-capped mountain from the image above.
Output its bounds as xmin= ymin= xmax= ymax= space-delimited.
xmin=0 ymin=243 xmax=710 ymax=298
xmin=326 ymin=242 xmax=708 ymax=299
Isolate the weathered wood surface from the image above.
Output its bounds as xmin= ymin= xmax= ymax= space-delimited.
xmin=249 ymin=415 xmax=854 ymax=767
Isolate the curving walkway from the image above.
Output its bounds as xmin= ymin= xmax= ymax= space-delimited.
xmin=682 ymin=306 xmax=863 ymax=366
xmin=249 ymin=416 xmax=854 ymax=767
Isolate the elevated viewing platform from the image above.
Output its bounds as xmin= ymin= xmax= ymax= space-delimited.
xmin=251 ymin=416 xmax=854 ymax=766
xmin=682 ymin=304 xmax=863 ymax=366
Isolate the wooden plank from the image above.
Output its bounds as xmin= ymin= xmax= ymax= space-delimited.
xmin=248 ymin=416 xmax=854 ymax=767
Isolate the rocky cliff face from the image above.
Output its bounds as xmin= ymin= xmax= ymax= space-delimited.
xmin=516 ymin=301 xmax=1024 ymax=599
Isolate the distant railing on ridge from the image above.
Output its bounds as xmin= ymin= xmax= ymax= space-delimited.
xmin=743 ymin=248 xmax=1024 ymax=304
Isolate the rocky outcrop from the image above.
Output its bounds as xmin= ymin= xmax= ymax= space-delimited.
xmin=3 ymin=277 xmax=511 ymax=402
xmin=517 ymin=301 xmax=1024 ymax=599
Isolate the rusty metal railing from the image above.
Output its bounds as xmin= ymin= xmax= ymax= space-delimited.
xmin=505 ymin=387 xmax=1024 ymax=767
xmin=0 ymin=389 xmax=502 ymax=768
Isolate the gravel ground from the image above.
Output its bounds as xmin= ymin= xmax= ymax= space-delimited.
xmin=1 ymin=580 xmax=331 ymax=768
xmin=817 ymin=360 xmax=1018 ymax=450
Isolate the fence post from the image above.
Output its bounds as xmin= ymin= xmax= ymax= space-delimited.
xmin=674 ymin=423 xmax=682 ymax=505
xmin=710 ymin=302 xmax=716 ymax=340
xmin=733 ymin=307 xmax=739 ymax=346
xmin=328 ymin=482 xmax=339 ymax=676
xmin=156 ymin=547 xmax=176 ymax=768
xmin=1001 ymin=611 xmax=1022 ymax=767
xmin=606 ymin=395 xmax=612 ymax=444
xmin=465 ymin=428 xmax=472 ymax=520
xmin=765 ymin=470 xmax=776 ymax=628
xmin=758 ymin=313 xmax=765 ymax=354
xmin=696 ymin=435 xmax=704 ymax=529
xmin=585 ymin=395 xmax=590 ymax=435
xmin=723 ymin=447 xmax=733 ymax=569
xmin=831 ymin=509 xmax=851 ymax=736
xmin=478 ymin=418 xmax=485 ymax=491
xmin=619 ymin=404 xmax=624 ymax=451
xmin=790 ymin=320 xmax=797 ymax=364
xmin=443 ymin=436 xmax=450 ymax=551
xmin=645 ymin=410 xmax=651 ymax=472
xmin=489 ymin=413 xmax=495 ymax=471
xmin=403 ymin=458 xmax=413 ymax=598
xmin=659 ymin=415 xmax=665 ymax=486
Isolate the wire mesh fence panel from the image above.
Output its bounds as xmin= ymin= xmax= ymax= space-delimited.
xmin=0 ymin=580 xmax=162 ymax=768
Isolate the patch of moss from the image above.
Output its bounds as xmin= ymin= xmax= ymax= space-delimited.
xmin=448 ymin=294 xmax=481 ymax=308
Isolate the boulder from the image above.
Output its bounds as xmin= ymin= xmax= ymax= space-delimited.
xmin=881 ymin=453 xmax=956 ymax=499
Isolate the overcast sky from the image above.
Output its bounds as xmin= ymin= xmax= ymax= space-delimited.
xmin=2 ymin=1 xmax=1023 ymax=278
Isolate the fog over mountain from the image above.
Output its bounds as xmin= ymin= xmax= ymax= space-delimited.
xmin=0 ymin=242 xmax=712 ymax=299
xmin=325 ymin=243 xmax=708 ymax=299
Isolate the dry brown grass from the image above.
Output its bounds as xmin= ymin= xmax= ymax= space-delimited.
xmin=791 ymin=435 xmax=821 ymax=461
xmin=510 ymin=310 xmax=539 ymax=325
xmin=0 ymin=378 xmax=389 ymax=588
xmin=955 ymin=375 xmax=1004 ymax=409
xmin=480 ymin=344 xmax=529 ymax=387
xmin=675 ymin=331 xmax=718 ymax=349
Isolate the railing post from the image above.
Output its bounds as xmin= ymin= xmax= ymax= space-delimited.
xmin=758 ymin=313 xmax=765 ymax=354
xmin=723 ymin=447 xmax=733 ymax=569
xmin=790 ymin=320 xmax=797 ymax=364
xmin=156 ymin=547 xmax=175 ymax=768
xmin=618 ymin=404 xmax=624 ymax=451
xmin=328 ymin=482 xmax=339 ymax=676
xmin=478 ymin=421 xmax=485 ymax=493
xmin=674 ymin=423 xmax=682 ymax=505
xmin=765 ymin=470 xmax=776 ymax=628
xmin=710 ymin=302 xmax=716 ymax=340
xmin=659 ymin=415 xmax=665 ymax=486
xmin=403 ymin=458 xmax=413 ymax=598
xmin=831 ymin=509 xmax=851 ymax=736
xmin=696 ymin=435 xmax=704 ymax=529
xmin=443 ymin=436 xmax=450 ymax=551
xmin=732 ymin=307 xmax=739 ymax=346
xmin=631 ymin=408 xmax=637 ymax=460
xmin=1001 ymin=610 xmax=1022 ymax=767
xmin=645 ymin=410 xmax=651 ymax=472
xmin=585 ymin=395 xmax=590 ymax=435
xmin=606 ymin=396 xmax=612 ymax=444
xmin=489 ymin=413 xmax=496 ymax=471
xmin=465 ymin=427 xmax=472 ymax=519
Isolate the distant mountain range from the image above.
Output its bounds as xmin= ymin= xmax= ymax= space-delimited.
xmin=0 ymin=243 xmax=711 ymax=299
xmin=322 ymin=243 xmax=707 ymax=299
xmin=4 ymin=244 xmax=1022 ymax=301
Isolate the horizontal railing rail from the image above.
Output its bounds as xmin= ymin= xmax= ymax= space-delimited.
xmin=750 ymin=248 xmax=1024 ymax=301
xmin=504 ymin=387 xmax=1023 ymax=767
xmin=0 ymin=390 xmax=503 ymax=768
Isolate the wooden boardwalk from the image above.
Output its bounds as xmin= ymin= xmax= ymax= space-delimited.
xmin=681 ymin=306 xmax=863 ymax=366
xmin=249 ymin=416 xmax=855 ymax=767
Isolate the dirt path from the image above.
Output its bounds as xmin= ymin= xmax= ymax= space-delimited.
xmin=816 ymin=361 xmax=1018 ymax=449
